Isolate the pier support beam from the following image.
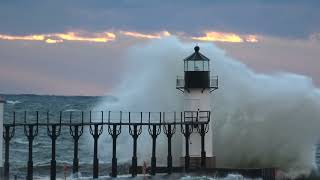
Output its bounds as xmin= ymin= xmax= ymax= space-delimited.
xmin=47 ymin=111 xmax=62 ymax=180
xmin=3 ymin=112 xmax=15 ymax=180
xmin=69 ymin=112 xmax=84 ymax=178
xmin=130 ymin=125 xmax=139 ymax=177
xmin=148 ymin=112 xmax=161 ymax=176
xmin=108 ymin=123 xmax=121 ymax=177
xmin=89 ymin=111 xmax=103 ymax=179
xmin=148 ymin=123 xmax=161 ymax=175
xmin=128 ymin=112 xmax=143 ymax=177
xmin=0 ymin=97 xmax=5 ymax=178
xmin=164 ymin=123 xmax=176 ymax=174
xmin=24 ymin=111 xmax=39 ymax=180
xmin=92 ymin=125 xmax=100 ymax=178
xmin=70 ymin=125 xmax=83 ymax=177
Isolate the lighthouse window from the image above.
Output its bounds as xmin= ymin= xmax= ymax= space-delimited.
xmin=188 ymin=61 xmax=194 ymax=71
xmin=204 ymin=61 xmax=209 ymax=71
xmin=195 ymin=61 xmax=203 ymax=71
xmin=185 ymin=60 xmax=209 ymax=71
xmin=184 ymin=61 xmax=188 ymax=71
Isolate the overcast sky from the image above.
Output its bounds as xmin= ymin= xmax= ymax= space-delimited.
xmin=0 ymin=0 xmax=319 ymax=95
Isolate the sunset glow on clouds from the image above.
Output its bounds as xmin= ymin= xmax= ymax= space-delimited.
xmin=0 ymin=1 xmax=319 ymax=96
xmin=245 ymin=35 xmax=258 ymax=43
xmin=120 ymin=31 xmax=171 ymax=39
xmin=192 ymin=32 xmax=258 ymax=43
xmin=0 ymin=31 xmax=171 ymax=43
xmin=0 ymin=31 xmax=116 ymax=44
xmin=53 ymin=32 xmax=116 ymax=43
xmin=0 ymin=30 xmax=259 ymax=44
xmin=45 ymin=38 xmax=64 ymax=44
xmin=0 ymin=34 xmax=45 ymax=41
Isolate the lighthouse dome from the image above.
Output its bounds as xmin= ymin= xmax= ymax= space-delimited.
xmin=184 ymin=46 xmax=210 ymax=62
xmin=183 ymin=46 xmax=210 ymax=72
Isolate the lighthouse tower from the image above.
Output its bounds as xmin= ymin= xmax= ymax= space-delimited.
xmin=176 ymin=46 xmax=218 ymax=168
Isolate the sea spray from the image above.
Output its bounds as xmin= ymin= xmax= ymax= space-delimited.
xmin=95 ymin=36 xmax=320 ymax=177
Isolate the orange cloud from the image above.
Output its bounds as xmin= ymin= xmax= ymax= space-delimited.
xmin=0 ymin=30 xmax=258 ymax=44
xmin=0 ymin=34 xmax=45 ymax=41
xmin=245 ymin=35 xmax=258 ymax=43
xmin=45 ymin=38 xmax=63 ymax=44
xmin=0 ymin=31 xmax=116 ymax=43
xmin=53 ymin=32 xmax=116 ymax=42
xmin=120 ymin=31 xmax=171 ymax=39
xmin=192 ymin=32 xmax=258 ymax=43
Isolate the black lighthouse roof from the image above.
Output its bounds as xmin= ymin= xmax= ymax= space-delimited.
xmin=183 ymin=46 xmax=210 ymax=61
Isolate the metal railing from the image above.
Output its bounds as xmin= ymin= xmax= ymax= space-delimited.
xmin=210 ymin=76 xmax=219 ymax=90
xmin=176 ymin=76 xmax=184 ymax=88
xmin=2 ymin=110 xmax=211 ymax=180
xmin=176 ymin=76 xmax=219 ymax=91
xmin=184 ymin=111 xmax=211 ymax=123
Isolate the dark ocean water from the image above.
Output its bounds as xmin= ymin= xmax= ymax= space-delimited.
xmin=2 ymin=94 xmax=121 ymax=179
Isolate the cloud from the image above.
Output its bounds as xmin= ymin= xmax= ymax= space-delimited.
xmin=0 ymin=1 xmax=319 ymax=39
xmin=0 ymin=30 xmax=259 ymax=44
xmin=45 ymin=38 xmax=63 ymax=44
xmin=192 ymin=32 xmax=258 ymax=43
xmin=53 ymin=32 xmax=116 ymax=43
xmin=0 ymin=34 xmax=45 ymax=41
xmin=309 ymin=33 xmax=320 ymax=42
xmin=0 ymin=33 xmax=320 ymax=95
xmin=0 ymin=31 xmax=116 ymax=43
xmin=245 ymin=35 xmax=258 ymax=43
xmin=0 ymin=64 xmax=107 ymax=95
xmin=120 ymin=31 xmax=171 ymax=39
xmin=217 ymin=33 xmax=320 ymax=86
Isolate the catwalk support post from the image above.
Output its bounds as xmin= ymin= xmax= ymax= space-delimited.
xmin=69 ymin=111 xmax=84 ymax=177
xmin=148 ymin=112 xmax=162 ymax=175
xmin=89 ymin=111 xmax=103 ymax=179
xmin=107 ymin=111 xmax=121 ymax=177
xmin=24 ymin=111 xmax=39 ymax=180
xmin=129 ymin=112 xmax=142 ymax=177
xmin=3 ymin=112 xmax=15 ymax=180
xmin=181 ymin=112 xmax=193 ymax=172
xmin=0 ymin=97 xmax=4 ymax=178
xmin=197 ymin=123 xmax=209 ymax=168
xmin=163 ymin=112 xmax=176 ymax=174
xmin=47 ymin=111 xmax=62 ymax=180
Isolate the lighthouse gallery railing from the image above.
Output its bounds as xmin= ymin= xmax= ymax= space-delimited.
xmin=176 ymin=76 xmax=218 ymax=90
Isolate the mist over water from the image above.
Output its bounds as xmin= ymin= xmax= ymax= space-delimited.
xmin=96 ymin=37 xmax=320 ymax=177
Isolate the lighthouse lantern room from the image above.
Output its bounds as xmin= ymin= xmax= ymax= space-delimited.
xmin=177 ymin=46 xmax=218 ymax=168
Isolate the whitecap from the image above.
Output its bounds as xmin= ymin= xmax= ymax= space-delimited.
xmin=6 ymin=100 xmax=21 ymax=105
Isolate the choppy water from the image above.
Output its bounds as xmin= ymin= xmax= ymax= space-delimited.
xmin=2 ymin=94 xmax=115 ymax=179
xmin=2 ymin=94 xmax=258 ymax=180
xmin=1 ymin=94 xmax=270 ymax=180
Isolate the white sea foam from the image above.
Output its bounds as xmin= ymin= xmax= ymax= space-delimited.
xmin=181 ymin=174 xmax=261 ymax=180
xmin=64 ymin=174 xmax=254 ymax=180
xmin=6 ymin=100 xmax=21 ymax=105
xmin=95 ymin=37 xmax=320 ymax=178
xmin=64 ymin=109 xmax=80 ymax=112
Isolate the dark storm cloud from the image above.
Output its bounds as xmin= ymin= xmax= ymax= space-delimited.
xmin=0 ymin=0 xmax=319 ymax=38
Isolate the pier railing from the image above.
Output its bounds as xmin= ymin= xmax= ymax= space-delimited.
xmin=2 ymin=110 xmax=211 ymax=180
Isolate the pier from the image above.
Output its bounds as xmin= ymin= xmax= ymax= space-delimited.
xmin=0 ymin=108 xmax=275 ymax=179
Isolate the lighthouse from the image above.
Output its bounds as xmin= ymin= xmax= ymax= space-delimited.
xmin=177 ymin=46 xmax=218 ymax=168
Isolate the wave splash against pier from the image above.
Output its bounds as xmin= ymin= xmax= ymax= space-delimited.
xmin=96 ymin=37 xmax=320 ymax=178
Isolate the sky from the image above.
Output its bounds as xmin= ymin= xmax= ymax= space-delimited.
xmin=0 ymin=0 xmax=319 ymax=95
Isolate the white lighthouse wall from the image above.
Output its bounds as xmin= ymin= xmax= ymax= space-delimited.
xmin=184 ymin=89 xmax=211 ymax=111
xmin=183 ymin=89 xmax=213 ymax=157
